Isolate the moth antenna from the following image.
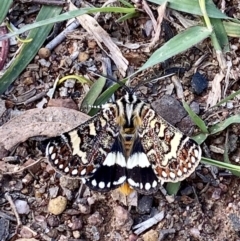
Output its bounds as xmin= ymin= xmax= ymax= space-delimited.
xmin=90 ymin=72 xmax=132 ymax=94
xmin=132 ymin=72 xmax=175 ymax=93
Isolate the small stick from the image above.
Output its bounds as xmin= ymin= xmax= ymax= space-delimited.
xmin=19 ymin=0 xmax=65 ymax=6
xmin=133 ymin=211 xmax=165 ymax=235
xmin=0 ymin=26 xmax=10 ymax=70
xmin=4 ymin=192 xmax=22 ymax=226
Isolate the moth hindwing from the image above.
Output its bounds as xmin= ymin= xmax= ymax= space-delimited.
xmin=46 ymin=92 xmax=202 ymax=194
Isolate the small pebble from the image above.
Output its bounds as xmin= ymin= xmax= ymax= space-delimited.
xmin=87 ymin=212 xmax=104 ymax=226
xmin=70 ymin=217 xmax=83 ymax=230
xmin=137 ymin=196 xmax=153 ymax=214
xmin=191 ymin=72 xmax=208 ymax=95
xmin=15 ymin=239 xmax=38 ymax=241
xmin=211 ymin=188 xmax=222 ymax=200
xmin=15 ymin=200 xmax=30 ymax=214
xmin=72 ymin=230 xmax=81 ymax=239
xmin=38 ymin=48 xmax=51 ymax=58
xmin=78 ymin=203 xmax=91 ymax=214
xmin=63 ymin=79 xmax=76 ymax=88
xmin=60 ymin=176 xmax=79 ymax=190
xmin=88 ymin=40 xmax=97 ymax=49
xmin=22 ymin=174 xmax=33 ymax=185
xmin=189 ymin=228 xmax=200 ymax=238
xmin=47 ymin=215 xmax=60 ymax=227
xmin=142 ymin=229 xmax=158 ymax=241
xmin=180 ymin=186 xmax=193 ymax=196
xmin=19 ymin=226 xmax=34 ymax=238
xmin=38 ymin=59 xmax=51 ymax=67
xmin=229 ymin=213 xmax=240 ymax=231
xmin=78 ymin=52 xmax=89 ymax=62
xmin=151 ymin=95 xmax=187 ymax=126
xmin=48 ymin=196 xmax=67 ymax=215
xmin=113 ymin=206 xmax=130 ymax=227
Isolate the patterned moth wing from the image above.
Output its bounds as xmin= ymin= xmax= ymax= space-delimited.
xmin=46 ymin=103 xmax=127 ymax=192
xmin=137 ymin=104 xmax=202 ymax=183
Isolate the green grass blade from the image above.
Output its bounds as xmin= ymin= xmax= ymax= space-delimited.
xmin=209 ymin=114 xmax=240 ymax=135
xmin=0 ymin=5 xmax=62 ymax=94
xmin=0 ymin=0 xmax=13 ymax=24
xmin=211 ymin=18 xmax=229 ymax=52
xmin=201 ymin=157 xmax=240 ymax=172
xmin=191 ymin=133 xmax=209 ymax=145
xmin=0 ymin=7 xmax=136 ymax=41
xmin=88 ymin=79 xmax=127 ymax=116
xmin=212 ymin=89 xmax=240 ymax=107
xmin=117 ymin=12 xmax=139 ymax=22
xmin=223 ymin=21 xmax=240 ymax=37
xmin=81 ymin=77 xmax=106 ymax=115
xmin=166 ymin=182 xmax=181 ymax=195
xmin=135 ymin=26 xmax=212 ymax=75
xmin=183 ymin=102 xmax=209 ymax=134
xmin=118 ymin=0 xmax=135 ymax=8
xmin=147 ymin=0 xmax=228 ymax=19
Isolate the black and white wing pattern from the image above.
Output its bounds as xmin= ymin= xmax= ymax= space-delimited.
xmin=135 ymin=105 xmax=201 ymax=185
xmin=46 ymin=104 xmax=127 ymax=192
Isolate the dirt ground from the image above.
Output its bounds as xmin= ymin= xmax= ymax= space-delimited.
xmin=0 ymin=0 xmax=240 ymax=241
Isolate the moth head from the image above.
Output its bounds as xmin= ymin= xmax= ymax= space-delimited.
xmin=124 ymin=91 xmax=138 ymax=104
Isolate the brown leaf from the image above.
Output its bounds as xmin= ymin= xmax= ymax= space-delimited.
xmin=0 ymin=107 xmax=89 ymax=156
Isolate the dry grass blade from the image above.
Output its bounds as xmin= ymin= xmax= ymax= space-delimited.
xmin=206 ymin=72 xmax=225 ymax=108
xmin=69 ymin=2 xmax=128 ymax=76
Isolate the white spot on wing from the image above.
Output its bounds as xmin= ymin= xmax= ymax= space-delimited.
xmin=113 ymin=176 xmax=126 ymax=185
xmin=128 ymin=178 xmax=139 ymax=187
xmin=91 ymin=179 xmax=97 ymax=186
xmin=48 ymin=146 xmax=54 ymax=154
xmin=72 ymin=169 xmax=78 ymax=175
xmin=177 ymin=170 xmax=182 ymax=176
xmin=194 ymin=149 xmax=199 ymax=157
xmin=145 ymin=182 xmax=151 ymax=190
xmin=54 ymin=159 xmax=59 ymax=165
xmin=152 ymin=180 xmax=157 ymax=188
xmin=59 ymin=164 xmax=63 ymax=169
xmin=80 ymin=169 xmax=86 ymax=175
xmin=64 ymin=167 xmax=69 ymax=173
xmin=99 ymin=181 xmax=105 ymax=189
xmin=162 ymin=171 xmax=167 ymax=178
xmin=51 ymin=153 xmax=56 ymax=160
xmin=170 ymin=172 xmax=175 ymax=179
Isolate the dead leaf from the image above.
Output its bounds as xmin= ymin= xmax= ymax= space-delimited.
xmin=47 ymin=98 xmax=78 ymax=110
xmin=147 ymin=2 xmax=167 ymax=51
xmin=206 ymin=72 xmax=225 ymax=108
xmin=0 ymin=107 xmax=89 ymax=156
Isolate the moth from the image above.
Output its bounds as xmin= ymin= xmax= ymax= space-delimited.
xmin=46 ymin=81 xmax=202 ymax=195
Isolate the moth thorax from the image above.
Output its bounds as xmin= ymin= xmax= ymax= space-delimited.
xmin=116 ymin=115 xmax=126 ymax=126
xmin=133 ymin=115 xmax=142 ymax=127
